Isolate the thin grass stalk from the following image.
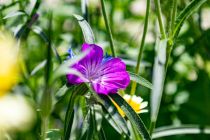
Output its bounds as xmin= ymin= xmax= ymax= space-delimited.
xmin=154 ymin=0 xmax=166 ymax=39
xmin=130 ymin=0 xmax=150 ymax=95
xmin=40 ymin=12 xmax=53 ymax=140
xmin=169 ymin=0 xmax=177 ymax=38
xmin=100 ymin=0 xmax=116 ymax=57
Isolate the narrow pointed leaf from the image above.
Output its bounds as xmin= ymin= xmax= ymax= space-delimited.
xmin=152 ymin=125 xmax=210 ymax=139
xmin=151 ymin=39 xmax=167 ymax=124
xmin=30 ymin=60 xmax=47 ymax=76
xmin=129 ymin=72 xmax=152 ymax=89
xmin=99 ymin=94 xmax=130 ymax=137
xmin=173 ymin=0 xmax=207 ymax=39
xmin=73 ymin=14 xmax=95 ymax=44
xmin=3 ymin=10 xmax=27 ymax=19
xmin=109 ymin=94 xmax=151 ymax=140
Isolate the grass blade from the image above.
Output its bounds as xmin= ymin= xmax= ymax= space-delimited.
xmin=99 ymin=94 xmax=130 ymax=137
xmin=150 ymin=39 xmax=167 ymax=134
xmin=129 ymin=72 xmax=152 ymax=90
xmin=73 ymin=14 xmax=95 ymax=44
xmin=152 ymin=125 xmax=210 ymax=139
xmin=109 ymin=94 xmax=151 ymax=140
xmin=173 ymin=0 xmax=207 ymax=39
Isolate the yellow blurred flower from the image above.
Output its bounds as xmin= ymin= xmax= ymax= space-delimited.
xmin=0 ymin=30 xmax=19 ymax=97
xmin=113 ymin=94 xmax=148 ymax=117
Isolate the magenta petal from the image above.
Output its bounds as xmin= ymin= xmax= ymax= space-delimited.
xmin=91 ymin=58 xmax=130 ymax=94
xmin=66 ymin=63 xmax=87 ymax=84
xmin=67 ymin=43 xmax=104 ymax=84
xmin=79 ymin=43 xmax=103 ymax=76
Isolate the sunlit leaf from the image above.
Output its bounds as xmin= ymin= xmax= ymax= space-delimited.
xmin=73 ymin=14 xmax=95 ymax=44
xmin=30 ymin=60 xmax=46 ymax=76
xmin=173 ymin=0 xmax=207 ymax=39
xmin=151 ymin=39 xmax=167 ymax=125
xmin=99 ymin=94 xmax=130 ymax=137
xmin=129 ymin=72 xmax=153 ymax=90
xmin=32 ymin=26 xmax=49 ymax=43
xmin=109 ymin=94 xmax=151 ymax=140
xmin=152 ymin=125 xmax=210 ymax=139
xmin=3 ymin=10 xmax=27 ymax=19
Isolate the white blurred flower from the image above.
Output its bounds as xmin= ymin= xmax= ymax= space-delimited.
xmin=0 ymin=0 xmax=11 ymax=5
xmin=43 ymin=0 xmax=61 ymax=9
xmin=130 ymin=0 xmax=146 ymax=16
xmin=0 ymin=95 xmax=35 ymax=132
xmin=201 ymin=8 xmax=210 ymax=30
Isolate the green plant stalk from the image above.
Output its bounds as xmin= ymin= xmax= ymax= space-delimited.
xmin=15 ymin=0 xmax=40 ymax=39
xmin=150 ymin=0 xmax=207 ymax=134
xmin=130 ymin=0 xmax=150 ymax=95
xmin=148 ymin=0 xmax=176 ymax=135
xmin=154 ymin=0 xmax=166 ymax=39
xmin=41 ymin=117 xmax=49 ymax=140
xmin=40 ymin=12 xmax=53 ymax=140
xmin=100 ymin=0 xmax=116 ymax=57
xmin=169 ymin=0 xmax=177 ymax=38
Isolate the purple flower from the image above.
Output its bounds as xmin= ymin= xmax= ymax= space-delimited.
xmin=66 ymin=43 xmax=130 ymax=95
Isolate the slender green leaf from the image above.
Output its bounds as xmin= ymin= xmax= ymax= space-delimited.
xmin=30 ymin=60 xmax=47 ymax=76
xmin=151 ymin=39 xmax=167 ymax=125
xmin=32 ymin=26 xmax=62 ymax=64
xmin=99 ymin=94 xmax=130 ymax=136
xmin=73 ymin=14 xmax=95 ymax=44
xmin=64 ymin=84 xmax=89 ymax=140
xmin=70 ymin=104 xmax=84 ymax=140
xmin=80 ymin=111 xmax=90 ymax=139
xmin=3 ymin=10 xmax=27 ymax=19
xmin=86 ymin=107 xmax=96 ymax=140
xmin=152 ymin=125 xmax=210 ymax=139
xmin=109 ymin=94 xmax=151 ymax=140
xmin=129 ymin=72 xmax=153 ymax=90
xmin=173 ymin=0 xmax=207 ymax=39
xmin=94 ymin=104 xmax=103 ymax=132
xmin=99 ymin=128 xmax=107 ymax=140
xmin=127 ymin=120 xmax=141 ymax=140
xmin=0 ymin=1 xmax=20 ymax=11
xmin=32 ymin=26 xmax=49 ymax=43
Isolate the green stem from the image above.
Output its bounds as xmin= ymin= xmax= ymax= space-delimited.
xmin=41 ymin=117 xmax=49 ymax=140
xmin=100 ymin=0 xmax=116 ymax=57
xmin=40 ymin=12 xmax=53 ymax=140
xmin=130 ymin=0 xmax=150 ymax=95
xmin=149 ymin=1 xmax=177 ymax=135
xmin=168 ymin=0 xmax=177 ymax=42
xmin=149 ymin=121 xmax=156 ymax=135
xmin=154 ymin=0 xmax=166 ymax=39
